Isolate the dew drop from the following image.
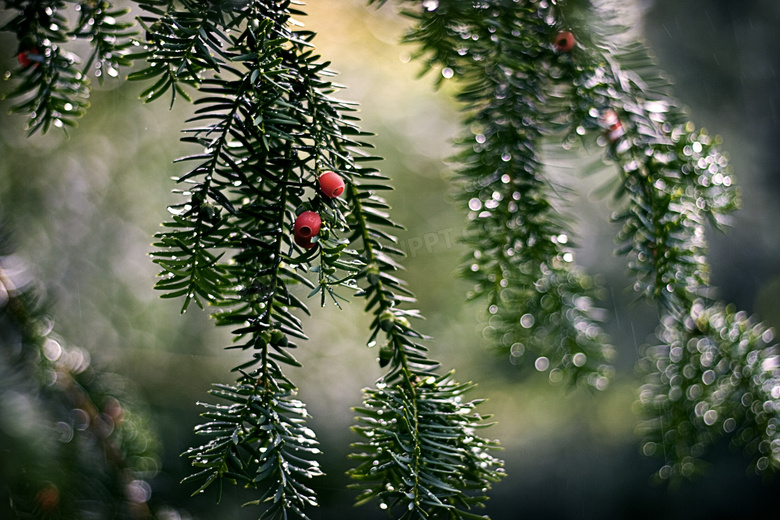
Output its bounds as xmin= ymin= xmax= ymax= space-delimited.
xmin=520 ymin=314 xmax=534 ymax=328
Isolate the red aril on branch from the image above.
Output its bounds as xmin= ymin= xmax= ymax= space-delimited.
xmin=318 ymin=171 xmax=345 ymax=198
xmin=17 ymin=49 xmax=39 ymax=67
xmin=294 ymin=211 xmax=321 ymax=248
xmin=554 ymin=31 xmax=575 ymax=53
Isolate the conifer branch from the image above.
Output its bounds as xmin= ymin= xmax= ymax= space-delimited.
xmin=136 ymin=0 xmax=503 ymax=516
xmin=389 ymin=0 xmax=615 ymax=389
xmin=138 ymin=3 xmax=329 ymax=516
xmin=0 ymin=245 xmax=159 ymax=518
xmin=549 ymin=0 xmax=778 ymax=480
xmin=384 ymin=0 xmax=778 ymax=482
xmin=345 ymin=129 xmax=504 ymax=519
xmin=1 ymin=0 xmax=136 ymax=133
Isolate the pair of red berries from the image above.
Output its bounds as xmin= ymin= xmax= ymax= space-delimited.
xmin=293 ymin=171 xmax=345 ymax=249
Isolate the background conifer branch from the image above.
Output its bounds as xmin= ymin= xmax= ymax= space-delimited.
xmin=549 ymin=0 xmax=779 ymax=481
xmin=0 ymin=238 xmax=161 ymax=519
xmin=380 ymin=0 xmax=779 ymax=483
xmin=1 ymin=0 xmax=136 ymax=133
xmin=386 ymin=0 xmax=616 ymax=390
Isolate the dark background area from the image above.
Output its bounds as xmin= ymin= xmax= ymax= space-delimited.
xmin=1 ymin=0 xmax=779 ymax=518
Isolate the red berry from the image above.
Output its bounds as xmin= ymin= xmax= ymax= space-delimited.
xmin=35 ymin=485 xmax=59 ymax=512
xmin=294 ymin=211 xmax=321 ymax=240
xmin=554 ymin=31 xmax=575 ymax=53
xmin=599 ymin=109 xmax=625 ymax=142
xmin=599 ymin=108 xmax=619 ymax=128
xmin=318 ymin=171 xmax=345 ymax=198
xmin=607 ymin=121 xmax=625 ymax=142
xmin=17 ymin=49 xmax=38 ymax=67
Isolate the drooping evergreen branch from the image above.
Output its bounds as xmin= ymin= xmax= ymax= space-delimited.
xmin=141 ymin=3 xmax=328 ymax=517
xmin=547 ymin=0 xmax=778 ymax=480
xmin=385 ymin=0 xmax=615 ymax=389
xmin=136 ymin=1 xmax=504 ymax=517
xmin=551 ymin=0 xmax=738 ymax=311
xmin=1 ymin=0 xmax=136 ymax=134
xmin=350 ymin=374 xmax=503 ymax=519
xmin=0 ymin=240 xmax=160 ymax=518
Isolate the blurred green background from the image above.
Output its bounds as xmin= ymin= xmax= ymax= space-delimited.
xmin=1 ymin=0 xmax=779 ymax=518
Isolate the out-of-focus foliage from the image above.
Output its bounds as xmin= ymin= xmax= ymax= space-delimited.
xmin=387 ymin=0 xmax=779 ymax=485
xmin=1 ymin=0 xmax=135 ymax=134
xmin=0 ymin=246 xmax=160 ymax=519
xmin=637 ymin=301 xmax=779 ymax=481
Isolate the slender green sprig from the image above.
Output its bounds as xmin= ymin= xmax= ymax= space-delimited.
xmin=141 ymin=3 xmax=333 ymax=517
xmin=391 ymin=0 xmax=615 ymax=388
xmin=336 ymin=91 xmax=505 ymax=515
xmin=347 ymin=174 xmax=505 ymax=518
